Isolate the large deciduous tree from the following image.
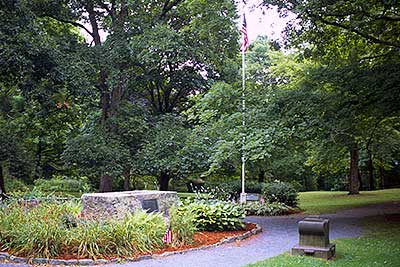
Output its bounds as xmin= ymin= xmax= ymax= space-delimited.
xmin=50 ymin=0 xmax=239 ymax=191
xmin=0 ymin=0 xmax=91 ymax=192
xmin=259 ymin=0 xmax=400 ymax=194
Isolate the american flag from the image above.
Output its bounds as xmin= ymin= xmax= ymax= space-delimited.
xmin=163 ymin=226 xmax=172 ymax=244
xmin=240 ymin=14 xmax=249 ymax=52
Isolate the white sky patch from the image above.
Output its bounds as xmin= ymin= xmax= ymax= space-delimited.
xmin=237 ymin=0 xmax=296 ymax=43
xmin=80 ymin=1 xmax=294 ymax=46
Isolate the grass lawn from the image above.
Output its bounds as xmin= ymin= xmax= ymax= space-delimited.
xmin=298 ymin=188 xmax=400 ymax=214
xmin=247 ymin=218 xmax=400 ymax=267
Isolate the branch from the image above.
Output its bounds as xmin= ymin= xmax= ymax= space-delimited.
xmin=365 ymin=118 xmax=384 ymax=150
xmin=321 ymin=10 xmax=400 ymax=21
xmin=308 ymin=11 xmax=400 ymax=48
xmin=160 ymin=0 xmax=182 ymax=18
xmin=85 ymin=2 xmax=102 ymax=46
xmin=99 ymin=2 xmax=116 ymax=21
xmin=43 ymin=15 xmax=93 ymax=37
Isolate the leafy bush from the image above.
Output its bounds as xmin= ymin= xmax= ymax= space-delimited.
xmin=182 ymin=200 xmax=245 ymax=231
xmin=242 ymin=201 xmax=290 ymax=216
xmin=169 ymin=206 xmax=197 ymax=246
xmin=261 ymin=181 xmax=298 ymax=207
xmin=205 ymin=180 xmax=263 ymax=201
xmin=33 ymin=176 xmax=91 ymax=195
xmin=4 ymin=178 xmax=30 ymax=193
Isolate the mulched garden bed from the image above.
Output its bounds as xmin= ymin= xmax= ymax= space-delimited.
xmin=0 ymin=223 xmax=260 ymax=265
xmin=152 ymin=223 xmax=257 ymax=255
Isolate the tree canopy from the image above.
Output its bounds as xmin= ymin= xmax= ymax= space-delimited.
xmin=1 ymin=0 xmax=399 ymax=194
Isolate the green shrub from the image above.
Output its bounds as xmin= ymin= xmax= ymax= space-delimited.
xmin=205 ymin=180 xmax=263 ymax=201
xmin=261 ymin=181 xmax=298 ymax=207
xmin=169 ymin=206 xmax=196 ymax=246
xmin=183 ymin=200 xmax=245 ymax=231
xmin=242 ymin=201 xmax=290 ymax=216
xmin=288 ymin=180 xmax=303 ymax=192
xmin=4 ymin=178 xmax=30 ymax=193
xmin=33 ymin=176 xmax=91 ymax=195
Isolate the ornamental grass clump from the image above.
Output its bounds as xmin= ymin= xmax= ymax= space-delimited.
xmin=0 ymin=201 xmax=194 ymax=260
xmin=107 ymin=211 xmax=165 ymax=256
xmin=169 ymin=205 xmax=197 ymax=246
xmin=0 ymin=201 xmax=79 ymax=258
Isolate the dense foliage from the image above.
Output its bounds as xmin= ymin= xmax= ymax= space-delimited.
xmin=205 ymin=180 xmax=263 ymax=201
xmin=0 ymin=0 xmax=399 ymax=195
xmin=0 ymin=201 xmax=195 ymax=259
xmin=261 ymin=181 xmax=298 ymax=207
xmin=33 ymin=176 xmax=91 ymax=195
xmin=180 ymin=200 xmax=245 ymax=231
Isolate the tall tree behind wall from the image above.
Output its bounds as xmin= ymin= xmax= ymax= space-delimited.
xmin=261 ymin=0 xmax=400 ymax=194
xmin=52 ymin=0 xmax=239 ymax=191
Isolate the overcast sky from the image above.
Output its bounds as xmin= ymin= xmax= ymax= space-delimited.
xmin=238 ymin=0 xmax=295 ymax=43
xmin=81 ymin=1 xmax=294 ymax=44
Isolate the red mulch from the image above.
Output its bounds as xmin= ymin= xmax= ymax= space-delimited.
xmin=151 ymin=223 xmax=257 ymax=255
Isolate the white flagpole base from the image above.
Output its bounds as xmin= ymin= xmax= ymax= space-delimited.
xmin=240 ymin=193 xmax=247 ymax=203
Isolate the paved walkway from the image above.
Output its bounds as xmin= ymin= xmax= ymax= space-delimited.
xmin=1 ymin=202 xmax=399 ymax=267
xmin=100 ymin=201 xmax=400 ymax=267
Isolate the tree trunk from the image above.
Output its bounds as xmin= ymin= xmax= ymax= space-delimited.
xmin=258 ymin=171 xmax=265 ymax=183
xmin=123 ymin=169 xmax=130 ymax=191
xmin=379 ymin=166 xmax=385 ymax=189
xmin=34 ymin=136 xmax=43 ymax=179
xmin=158 ymin=171 xmax=170 ymax=191
xmin=348 ymin=145 xmax=360 ymax=195
xmin=99 ymin=175 xmax=113 ymax=192
xmin=358 ymin=170 xmax=363 ymax=190
xmin=367 ymin=150 xmax=375 ymax=190
xmin=0 ymin=164 xmax=8 ymax=199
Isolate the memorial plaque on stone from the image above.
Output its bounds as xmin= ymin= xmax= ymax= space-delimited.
xmin=142 ymin=199 xmax=159 ymax=213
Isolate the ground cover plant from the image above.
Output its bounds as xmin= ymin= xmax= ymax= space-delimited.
xmin=298 ymin=188 xmax=400 ymax=214
xmin=246 ymin=217 xmax=400 ymax=267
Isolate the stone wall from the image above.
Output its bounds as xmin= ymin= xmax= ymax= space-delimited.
xmin=81 ymin=190 xmax=179 ymax=220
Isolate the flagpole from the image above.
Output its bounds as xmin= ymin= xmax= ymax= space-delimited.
xmin=240 ymin=48 xmax=247 ymax=203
